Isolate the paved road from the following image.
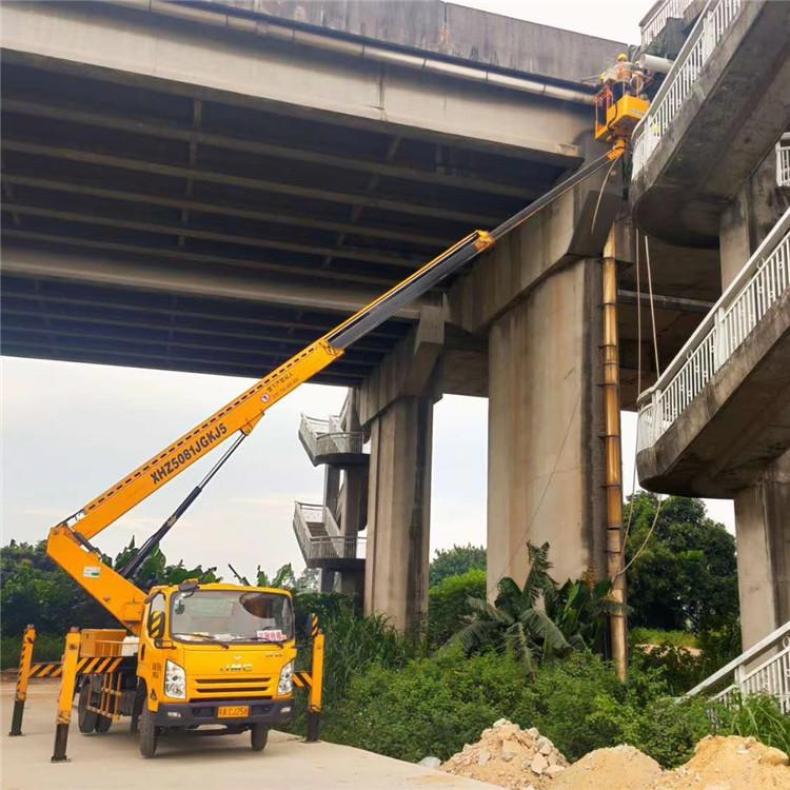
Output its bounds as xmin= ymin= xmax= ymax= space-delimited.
xmin=1 ymin=682 xmax=494 ymax=789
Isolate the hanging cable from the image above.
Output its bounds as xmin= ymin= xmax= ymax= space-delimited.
xmin=621 ymin=229 xmax=643 ymax=555
xmin=617 ymin=495 xmax=664 ymax=578
xmin=643 ymin=234 xmax=661 ymax=376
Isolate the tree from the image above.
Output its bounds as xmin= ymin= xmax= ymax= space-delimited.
xmin=429 ymin=544 xmax=486 ymax=587
xmin=625 ymin=493 xmax=739 ymax=633
xmin=457 ymin=543 xmax=614 ymax=675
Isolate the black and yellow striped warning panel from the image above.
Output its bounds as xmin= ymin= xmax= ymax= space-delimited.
xmin=28 ymin=657 xmax=124 ymax=679
xmin=293 ymin=671 xmax=312 ymax=689
xmin=29 ymin=662 xmax=63 ymax=679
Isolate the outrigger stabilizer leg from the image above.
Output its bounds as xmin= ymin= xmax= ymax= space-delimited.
xmin=9 ymin=624 xmax=36 ymax=736
xmin=51 ymin=629 xmax=81 ymax=762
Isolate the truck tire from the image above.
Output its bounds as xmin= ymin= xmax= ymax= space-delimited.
xmin=250 ymin=724 xmax=269 ymax=752
xmin=94 ymin=714 xmax=113 ymax=733
xmin=77 ymin=683 xmax=98 ymax=734
xmin=138 ymin=706 xmax=158 ymax=758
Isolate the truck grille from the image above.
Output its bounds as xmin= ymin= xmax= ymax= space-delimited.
xmin=192 ymin=676 xmax=273 ymax=699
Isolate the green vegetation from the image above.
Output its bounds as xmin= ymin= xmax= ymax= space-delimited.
xmin=4 ymin=495 xmax=779 ymax=768
xmin=625 ymin=493 xmax=739 ymax=633
xmin=427 ymin=568 xmax=486 ymax=648
xmin=429 ymin=543 xmax=486 ymax=587
xmin=457 ymin=543 xmax=616 ymax=672
xmin=630 ymin=627 xmax=699 ymax=648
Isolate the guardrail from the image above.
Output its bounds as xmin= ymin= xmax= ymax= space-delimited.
xmin=632 ymin=0 xmax=745 ymax=177
xmin=293 ymin=501 xmax=364 ymax=563
xmin=777 ymin=134 xmax=790 ymax=187
xmin=637 ymin=208 xmax=790 ymax=452
xmin=299 ymin=414 xmax=365 ymax=459
xmin=684 ymin=620 xmax=790 ymax=714
xmin=640 ymin=0 xmax=696 ymax=46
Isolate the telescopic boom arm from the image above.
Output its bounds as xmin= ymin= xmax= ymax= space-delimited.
xmin=46 ymin=146 xmax=623 ymax=632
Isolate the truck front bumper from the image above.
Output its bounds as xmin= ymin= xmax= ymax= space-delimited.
xmin=154 ymin=698 xmax=293 ymax=729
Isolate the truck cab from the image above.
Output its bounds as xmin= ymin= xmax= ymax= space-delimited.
xmin=135 ymin=581 xmax=296 ymax=757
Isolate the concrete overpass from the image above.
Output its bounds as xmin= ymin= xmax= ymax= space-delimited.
xmin=632 ymin=0 xmax=790 ymax=649
xmin=1 ymin=1 xmax=734 ymax=633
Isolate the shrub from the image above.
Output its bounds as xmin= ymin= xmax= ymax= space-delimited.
xmin=711 ymin=694 xmax=790 ymax=754
xmin=427 ymin=569 xmax=486 ymax=648
xmin=323 ymin=647 xmax=531 ymax=761
xmin=429 ymin=545 xmax=486 ymax=587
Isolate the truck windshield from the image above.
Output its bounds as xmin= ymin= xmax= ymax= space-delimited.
xmin=171 ymin=590 xmax=294 ymax=644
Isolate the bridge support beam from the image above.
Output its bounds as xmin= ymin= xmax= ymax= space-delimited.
xmin=364 ymin=393 xmax=434 ymax=634
xmin=486 ymin=256 xmax=607 ymax=594
xmin=734 ymin=449 xmax=790 ymax=649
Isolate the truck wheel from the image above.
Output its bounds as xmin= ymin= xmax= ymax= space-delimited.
xmin=138 ymin=706 xmax=158 ymax=758
xmin=94 ymin=714 xmax=113 ymax=733
xmin=77 ymin=683 xmax=98 ymax=734
xmin=250 ymin=724 xmax=269 ymax=752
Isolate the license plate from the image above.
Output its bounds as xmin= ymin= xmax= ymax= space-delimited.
xmin=217 ymin=705 xmax=249 ymax=719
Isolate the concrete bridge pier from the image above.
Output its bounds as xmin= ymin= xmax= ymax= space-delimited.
xmin=734 ymin=450 xmax=790 ymax=648
xmin=486 ymin=256 xmax=607 ymax=593
xmin=364 ymin=392 xmax=435 ymax=634
xmin=358 ymin=303 xmax=445 ymax=633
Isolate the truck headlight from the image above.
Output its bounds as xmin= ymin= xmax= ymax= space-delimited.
xmin=278 ymin=661 xmax=294 ymax=695
xmin=164 ymin=660 xmax=186 ymax=699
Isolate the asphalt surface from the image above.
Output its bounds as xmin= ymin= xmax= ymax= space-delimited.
xmin=1 ymin=681 xmax=495 ymax=789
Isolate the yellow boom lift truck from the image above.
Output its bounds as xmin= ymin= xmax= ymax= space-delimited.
xmin=9 ymin=61 xmax=647 ymax=762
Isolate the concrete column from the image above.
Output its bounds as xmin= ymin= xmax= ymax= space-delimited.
xmin=323 ymin=465 xmax=340 ymax=517
xmin=340 ymin=467 xmax=367 ymax=539
xmin=364 ymin=394 xmax=433 ymax=633
xmin=486 ymin=257 xmax=607 ymax=594
xmin=734 ymin=449 xmax=790 ymax=649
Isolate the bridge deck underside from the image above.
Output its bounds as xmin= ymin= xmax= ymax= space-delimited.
xmin=0 ymin=57 xmax=568 ymax=384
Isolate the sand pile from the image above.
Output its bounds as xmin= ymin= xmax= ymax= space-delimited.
xmin=441 ymin=719 xmax=570 ymax=789
xmin=551 ymin=744 xmax=662 ymax=790
xmin=655 ymin=735 xmax=790 ymax=789
xmin=442 ymin=726 xmax=790 ymax=790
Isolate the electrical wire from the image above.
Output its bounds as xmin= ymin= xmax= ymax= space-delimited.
xmin=487 ymin=388 xmax=582 ymax=592
xmin=590 ymin=154 xmax=622 ymax=236
xmin=644 ymin=234 xmax=661 ymax=376
xmin=621 ymin=229 xmax=643 ymax=554
xmin=617 ymin=495 xmax=664 ymax=578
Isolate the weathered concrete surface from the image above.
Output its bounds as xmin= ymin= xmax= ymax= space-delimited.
xmin=734 ymin=450 xmax=790 ymax=649
xmin=448 ymin=184 xmax=622 ymax=335
xmin=632 ymin=0 xmax=790 ymax=246
xmin=0 ymin=681 xmax=496 ymax=789
xmin=636 ymin=289 xmax=790 ymax=498
xmin=0 ymin=1 xmax=590 ymax=161
xmin=486 ymin=257 xmax=606 ymax=594
xmin=365 ymin=394 xmax=434 ymax=633
xmin=720 ymin=150 xmax=790 ymax=289
xmin=215 ymin=0 xmax=628 ymax=86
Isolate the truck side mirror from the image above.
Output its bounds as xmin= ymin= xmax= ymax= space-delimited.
xmin=147 ymin=610 xmax=165 ymax=640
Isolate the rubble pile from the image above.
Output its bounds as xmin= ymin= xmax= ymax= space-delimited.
xmin=442 ymin=727 xmax=790 ymax=790
xmin=441 ymin=719 xmax=570 ymax=790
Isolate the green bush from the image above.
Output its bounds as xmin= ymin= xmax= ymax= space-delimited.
xmin=631 ymin=628 xmax=699 ymax=648
xmin=1 ymin=632 xmax=64 ymax=670
xmin=323 ymin=647 xmax=530 ymax=761
xmin=427 ymin=569 xmax=486 ymax=649
xmin=710 ymin=694 xmax=790 ymax=754
xmin=429 ymin=545 xmax=486 ymax=587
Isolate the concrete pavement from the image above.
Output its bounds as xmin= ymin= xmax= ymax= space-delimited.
xmin=0 ymin=682 xmax=496 ymax=790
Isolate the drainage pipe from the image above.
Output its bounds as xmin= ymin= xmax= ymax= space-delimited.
xmin=602 ymin=226 xmax=628 ymax=681
xmin=118 ymin=0 xmax=595 ymax=105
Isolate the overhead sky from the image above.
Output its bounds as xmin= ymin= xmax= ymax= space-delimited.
xmin=0 ymin=0 xmax=734 ymax=583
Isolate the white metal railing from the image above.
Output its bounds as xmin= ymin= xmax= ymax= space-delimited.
xmin=640 ymin=0 xmax=696 ymax=46
xmin=637 ymin=208 xmax=790 ymax=451
xmin=685 ymin=620 xmax=790 ymax=714
xmin=299 ymin=414 xmax=365 ymax=459
xmin=292 ymin=501 xmax=364 ymax=563
xmin=632 ymin=0 xmax=745 ymax=177
xmin=777 ymin=134 xmax=790 ymax=187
